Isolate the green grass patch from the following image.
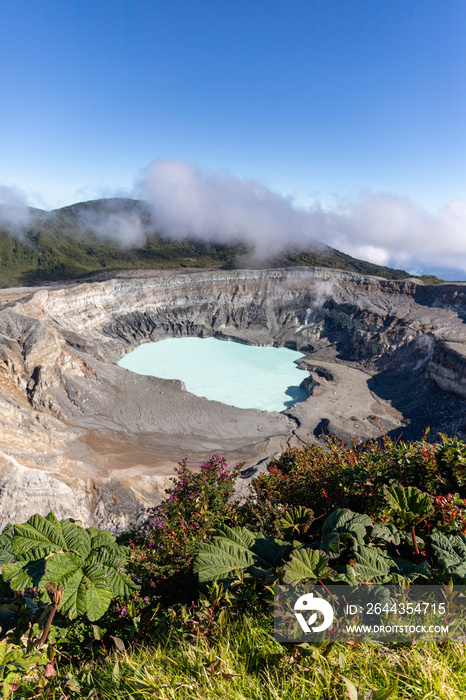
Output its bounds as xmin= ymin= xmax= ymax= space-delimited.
xmin=17 ymin=614 xmax=466 ymax=699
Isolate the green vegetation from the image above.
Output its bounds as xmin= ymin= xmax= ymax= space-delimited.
xmin=0 ymin=198 xmax=425 ymax=287
xmin=416 ymin=275 xmax=445 ymax=285
xmin=1 ymin=438 xmax=466 ymax=697
xmin=271 ymin=249 xmax=410 ymax=280
xmin=1 ymin=513 xmax=136 ymax=625
xmin=0 ymin=199 xmax=243 ymax=287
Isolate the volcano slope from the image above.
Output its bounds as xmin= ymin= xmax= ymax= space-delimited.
xmin=0 ymin=267 xmax=465 ymax=531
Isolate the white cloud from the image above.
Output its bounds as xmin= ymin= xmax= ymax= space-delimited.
xmin=137 ymin=160 xmax=466 ymax=273
xmin=0 ymin=185 xmax=32 ymax=232
xmin=79 ymin=210 xmax=147 ymax=247
xmin=325 ymin=192 xmax=466 ymax=271
xmin=138 ymin=159 xmax=327 ymax=255
xmin=3 ymin=162 xmax=466 ymax=276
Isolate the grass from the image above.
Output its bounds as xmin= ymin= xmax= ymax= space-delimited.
xmin=23 ymin=613 xmax=466 ymax=699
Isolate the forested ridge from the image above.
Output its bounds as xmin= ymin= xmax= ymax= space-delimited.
xmin=0 ymin=198 xmax=437 ymax=287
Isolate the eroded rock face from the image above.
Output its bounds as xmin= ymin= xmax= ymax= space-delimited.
xmin=0 ymin=267 xmax=465 ymax=531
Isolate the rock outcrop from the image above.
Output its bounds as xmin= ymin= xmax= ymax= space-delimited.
xmin=0 ymin=267 xmax=465 ymax=531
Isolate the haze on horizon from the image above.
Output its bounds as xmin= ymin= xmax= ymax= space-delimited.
xmin=0 ymin=1 xmax=465 ymax=279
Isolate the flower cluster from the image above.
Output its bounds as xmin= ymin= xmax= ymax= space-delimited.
xmin=144 ymin=455 xmax=243 ymax=567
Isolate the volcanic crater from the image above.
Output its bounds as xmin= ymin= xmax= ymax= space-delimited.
xmin=0 ymin=267 xmax=465 ymax=531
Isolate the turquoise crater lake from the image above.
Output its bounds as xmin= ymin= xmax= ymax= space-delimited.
xmin=118 ymin=337 xmax=309 ymax=412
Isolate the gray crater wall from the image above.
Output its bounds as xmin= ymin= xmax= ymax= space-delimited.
xmin=0 ymin=267 xmax=465 ymax=532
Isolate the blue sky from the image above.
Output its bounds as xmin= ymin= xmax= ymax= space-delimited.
xmin=0 ymin=0 xmax=465 ymax=277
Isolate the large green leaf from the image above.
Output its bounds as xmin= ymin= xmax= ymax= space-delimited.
xmin=84 ymin=580 xmax=114 ymax=622
xmin=282 ymin=548 xmax=336 ymax=585
xmin=60 ymin=520 xmax=92 ymax=559
xmin=11 ymin=515 xmax=101 ymax=563
xmin=249 ymin=537 xmax=293 ymax=577
xmin=384 ymin=485 xmax=433 ymax=526
xmin=2 ymin=558 xmax=46 ymax=590
xmin=58 ymin=570 xmax=86 ymax=619
xmin=214 ymin=525 xmax=258 ymax=551
xmin=370 ymin=523 xmax=402 ymax=546
xmin=431 ymin=532 xmax=466 ymax=579
xmin=85 ymin=549 xmax=137 ymax=597
xmin=2 ymin=511 xmax=136 ymax=622
xmin=279 ymin=506 xmax=314 ymax=538
xmin=321 ymin=509 xmax=372 ymax=556
xmin=44 ymin=552 xmax=115 ymax=619
xmin=43 ymin=552 xmax=86 ymax=617
xmin=88 ymin=528 xmax=120 ymax=551
xmin=194 ymin=526 xmax=257 ymax=583
xmin=350 ymin=546 xmax=395 ymax=583
xmin=11 ymin=513 xmax=68 ymax=560
xmin=194 ymin=526 xmax=290 ymax=583
xmin=0 ymin=524 xmax=15 ymax=565
xmin=392 ymin=558 xmax=432 ymax=582
xmin=44 ymin=551 xmax=85 ymax=582
xmin=337 ymin=565 xmax=358 ymax=585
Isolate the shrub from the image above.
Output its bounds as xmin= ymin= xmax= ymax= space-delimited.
xmin=149 ymin=455 xmax=242 ymax=556
xmin=241 ymin=436 xmax=466 ymax=535
xmin=126 ymin=456 xmax=243 ymax=600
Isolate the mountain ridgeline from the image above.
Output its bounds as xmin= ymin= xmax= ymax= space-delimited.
xmin=0 ymin=197 xmax=432 ymax=287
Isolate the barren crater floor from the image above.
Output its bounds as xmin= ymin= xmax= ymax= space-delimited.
xmin=0 ymin=267 xmax=465 ymax=531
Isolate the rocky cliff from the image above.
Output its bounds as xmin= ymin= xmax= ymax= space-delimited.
xmin=0 ymin=267 xmax=465 ymax=531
